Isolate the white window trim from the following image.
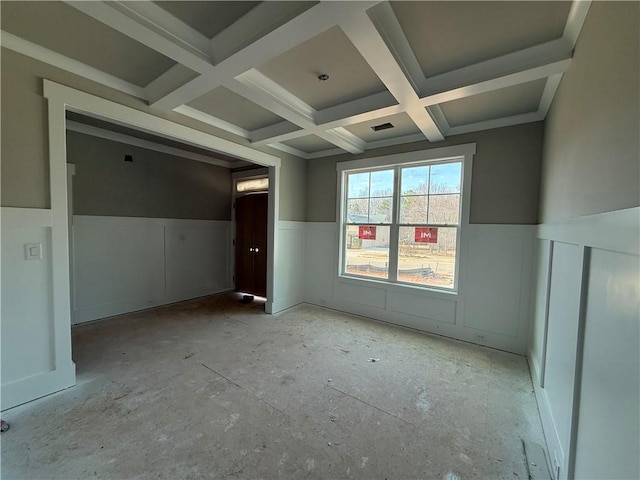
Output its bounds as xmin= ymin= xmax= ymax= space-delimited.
xmin=336 ymin=143 xmax=476 ymax=296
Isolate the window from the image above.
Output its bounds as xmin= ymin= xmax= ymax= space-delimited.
xmin=236 ymin=177 xmax=268 ymax=193
xmin=338 ymin=146 xmax=473 ymax=292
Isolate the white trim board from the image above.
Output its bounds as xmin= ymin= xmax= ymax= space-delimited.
xmin=1 ymin=207 xmax=52 ymax=227
xmin=537 ymin=207 xmax=639 ymax=256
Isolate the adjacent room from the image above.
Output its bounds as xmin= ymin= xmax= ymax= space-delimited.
xmin=1 ymin=1 xmax=638 ymax=479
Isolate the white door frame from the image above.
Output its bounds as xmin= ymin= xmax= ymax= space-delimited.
xmin=43 ymin=79 xmax=281 ymax=394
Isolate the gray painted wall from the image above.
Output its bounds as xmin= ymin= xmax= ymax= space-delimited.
xmin=0 ymin=48 xmax=306 ymax=221
xmin=68 ymin=131 xmax=231 ymax=220
xmin=307 ymin=122 xmax=544 ymax=224
xmin=539 ymin=1 xmax=639 ymax=223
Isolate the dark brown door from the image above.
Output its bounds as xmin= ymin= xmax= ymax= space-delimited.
xmin=235 ymin=193 xmax=268 ymax=297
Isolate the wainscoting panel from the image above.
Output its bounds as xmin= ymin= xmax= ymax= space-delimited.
xmin=165 ymin=222 xmax=230 ymax=297
xmin=541 ymin=241 xmax=584 ymax=471
xmin=573 ymin=248 xmax=639 ymax=479
xmin=271 ymin=221 xmax=306 ymax=313
xmin=72 ymin=216 xmax=232 ymax=323
xmin=389 ymin=290 xmax=456 ymax=325
xmin=303 ymin=223 xmax=337 ymax=306
xmin=334 ymin=280 xmax=387 ymax=310
xmin=1 ymin=208 xmax=75 ymax=410
xmin=303 ymin=222 xmax=535 ymax=354
xmin=528 ymin=207 xmax=639 ymax=480
xmin=73 ymin=223 xmax=165 ymax=312
xmin=462 ymin=227 xmax=532 ymax=338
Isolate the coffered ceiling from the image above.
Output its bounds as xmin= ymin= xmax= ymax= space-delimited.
xmin=1 ymin=1 xmax=591 ymax=161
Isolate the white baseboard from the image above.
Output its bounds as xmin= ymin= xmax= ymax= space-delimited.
xmin=1 ymin=363 xmax=76 ymax=411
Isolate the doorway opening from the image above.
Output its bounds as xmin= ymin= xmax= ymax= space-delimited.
xmin=44 ymin=79 xmax=282 ymax=404
xmin=232 ymin=171 xmax=269 ymax=299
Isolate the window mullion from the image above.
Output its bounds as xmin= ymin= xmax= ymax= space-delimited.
xmin=388 ymin=166 xmax=401 ymax=281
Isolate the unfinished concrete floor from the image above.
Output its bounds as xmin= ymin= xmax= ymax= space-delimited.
xmin=2 ymin=293 xmax=545 ymax=479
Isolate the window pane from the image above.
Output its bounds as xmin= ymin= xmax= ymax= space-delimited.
xmin=344 ymin=225 xmax=390 ymax=280
xmin=236 ymin=177 xmax=268 ymax=192
xmin=369 ymin=197 xmax=393 ymax=223
xmin=401 ymin=166 xmax=429 ymax=195
xmin=370 ymin=169 xmax=394 ymax=197
xmin=427 ymin=194 xmax=460 ymax=224
xmin=397 ymin=226 xmax=457 ymax=288
xmin=429 ymin=163 xmax=461 ymax=194
xmin=348 ymin=172 xmax=369 ymax=198
xmin=400 ymin=195 xmax=428 ymax=224
xmin=347 ymin=198 xmax=369 ymax=223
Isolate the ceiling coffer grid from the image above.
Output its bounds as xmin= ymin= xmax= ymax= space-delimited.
xmin=1 ymin=0 xmax=591 ymax=160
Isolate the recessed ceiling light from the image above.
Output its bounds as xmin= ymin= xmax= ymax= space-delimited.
xmin=371 ymin=122 xmax=394 ymax=132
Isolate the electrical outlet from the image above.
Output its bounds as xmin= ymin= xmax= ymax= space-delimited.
xmin=24 ymin=243 xmax=42 ymax=260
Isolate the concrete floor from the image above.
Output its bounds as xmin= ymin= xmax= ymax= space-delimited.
xmin=2 ymin=293 xmax=545 ymax=479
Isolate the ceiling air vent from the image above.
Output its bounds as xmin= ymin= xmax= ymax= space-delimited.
xmin=371 ymin=122 xmax=394 ymax=132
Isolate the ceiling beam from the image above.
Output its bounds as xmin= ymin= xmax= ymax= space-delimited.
xmin=250 ymin=122 xmax=305 ymax=146
xmin=65 ymin=1 xmax=213 ymax=74
xmin=421 ymin=39 xmax=573 ymax=105
xmin=230 ymin=70 xmax=316 ymax=128
xmin=447 ymin=111 xmax=544 ymax=136
xmin=424 ymin=59 xmax=572 ymax=107
xmin=267 ymin=142 xmax=312 ymax=160
xmin=314 ymin=91 xmax=401 ymax=129
xmin=113 ymin=1 xmax=211 ymax=58
xmin=230 ymin=70 xmax=365 ymax=154
xmin=564 ymin=1 xmax=592 ymax=48
xmin=180 ymin=3 xmax=577 ymax=151
xmin=250 ymin=91 xmax=400 ymax=146
xmin=1 ymin=30 xmax=147 ymax=99
xmin=339 ymin=7 xmax=444 ymax=141
xmin=321 ymin=128 xmax=366 ymax=155
xmin=210 ymin=2 xmax=315 ymax=64
xmin=538 ymin=73 xmax=564 ymax=118
xmin=150 ymin=1 xmax=380 ymax=111
xmin=144 ymin=65 xmax=198 ymax=103
xmin=366 ymin=2 xmax=427 ymax=94
xmin=172 ymin=105 xmax=250 ymax=139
